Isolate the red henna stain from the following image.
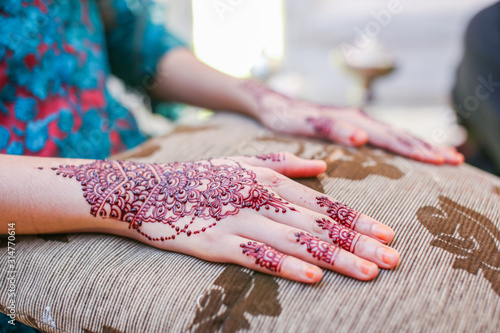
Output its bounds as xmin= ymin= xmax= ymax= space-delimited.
xmin=240 ymin=241 xmax=286 ymax=272
xmin=50 ymin=160 xmax=294 ymax=241
xmin=316 ymin=196 xmax=360 ymax=230
xmin=295 ymin=232 xmax=340 ymax=265
xmin=306 ymin=117 xmax=335 ymax=138
xmin=316 ymin=218 xmax=360 ymax=252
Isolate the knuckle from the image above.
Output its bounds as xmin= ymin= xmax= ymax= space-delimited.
xmin=286 ymin=229 xmax=301 ymax=244
xmin=309 ymin=215 xmax=325 ymax=235
xmin=281 ymin=151 xmax=294 ymax=160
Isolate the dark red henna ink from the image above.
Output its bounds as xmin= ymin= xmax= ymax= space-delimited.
xmin=50 ymin=160 xmax=295 ymax=241
xmin=254 ymin=153 xmax=283 ymax=162
xmin=240 ymin=241 xmax=286 ymax=272
xmin=316 ymin=196 xmax=360 ymax=230
xmin=306 ymin=117 xmax=335 ymax=138
xmin=295 ymin=232 xmax=340 ymax=265
xmin=316 ymin=218 xmax=360 ymax=252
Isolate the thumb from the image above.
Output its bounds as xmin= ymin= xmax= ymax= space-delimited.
xmin=234 ymin=152 xmax=327 ymax=178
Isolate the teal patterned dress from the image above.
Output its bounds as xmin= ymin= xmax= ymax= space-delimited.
xmin=0 ymin=0 xmax=185 ymax=159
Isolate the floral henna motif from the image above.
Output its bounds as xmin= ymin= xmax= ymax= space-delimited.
xmin=240 ymin=241 xmax=286 ymax=272
xmin=306 ymin=117 xmax=335 ymax=138
xmin=254 ymin=153 xmax=283 ymax=162
xmin=316 ymin=196 xmax=360 ymax=230
xmin=295 ymin=232 xmax=340 ymax=265
xmin=50 ymin=160 xmax=295 ymax=241
xmin=316 ymin=218 xmax=360 ymax=252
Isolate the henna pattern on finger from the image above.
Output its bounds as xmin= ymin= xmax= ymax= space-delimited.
xmin=306 ymin=117 xmax=335 ymax=138
xmin=240 ymin=241 xmax=286 ymax=272
xmin=254 ymin=153 xmax=283 ymax=162
xmin=295 ymin=232 xmax=340 ymax=265
xmin=49 ymin=160 xmax=295 ymax=241
xmin=316 ymin=218 xmax=360 ymax=252
xmin=316 ymin=196 xmax=360 ymax=230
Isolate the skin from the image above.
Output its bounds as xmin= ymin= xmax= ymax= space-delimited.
xmin=149 ymin=48 xmax=464 ymax=166
xmin=0 ymin=153 xmax=399 ymax=283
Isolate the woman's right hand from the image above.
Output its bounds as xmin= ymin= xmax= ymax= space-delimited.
xmin=52 ymin=152 xmax=399 ymax=283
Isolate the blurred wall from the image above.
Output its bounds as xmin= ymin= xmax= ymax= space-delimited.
xmin=158 ymin=0 xmax=496 ymax=106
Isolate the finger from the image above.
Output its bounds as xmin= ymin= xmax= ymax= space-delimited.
xmin=234 ymin=152 xmax=327 ymax=178
xmin=369 ymin=131 xmax=446 ymax=165
xmin=255 ymin=171 xmax=395 ymax=243
xmin=430 ymin=146 xmax=464 ymax=165
xmin=306 ymin=117 xmax=368 ymax=147
xmin=234 ymin=212 xmax=398 ymax=269
xmin=227 ymin=236 xmax=323 ymax=283
xmin=234 ymin=218 xmax=378 ymax=280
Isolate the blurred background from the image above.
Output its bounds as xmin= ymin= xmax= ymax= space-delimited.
xmin=126 ymin=0 xmax=497 ymax=172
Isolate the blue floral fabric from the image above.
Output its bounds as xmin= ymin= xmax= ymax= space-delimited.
xmin=0 ymin=0 xmax=185 ymax=159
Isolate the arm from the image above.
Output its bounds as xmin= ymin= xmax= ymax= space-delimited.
xmin=149 ymin=49 xmax=464 ymax=165
xmin=0 ymin=155 xmax=126 ymax=236
xmin=0 ymin=153 xmax=400 ymax=283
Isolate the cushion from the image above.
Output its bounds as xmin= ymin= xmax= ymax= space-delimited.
xmin=2 ymin=112 xmax=500 ymax=332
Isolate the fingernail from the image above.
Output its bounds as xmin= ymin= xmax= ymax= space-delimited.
xmin=349 ymin=131 xmax=366 ymax=145
xmin=359 ymin=261 xmax=377 ymax=276
xmin=377 ymin=247 xmax=398 ymax=265
xmin=305 ymin=266 xmax=322 ymax=281
xmin=371 ymin=224 xmax=393 ymax=242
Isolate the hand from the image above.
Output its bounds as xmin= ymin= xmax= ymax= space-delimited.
xmin=53 ymin=152 xmax=400 ymax=283
xmin=242 ymin=81 xmax=464 ymax=165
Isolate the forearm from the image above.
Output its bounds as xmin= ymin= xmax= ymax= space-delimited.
xmin=0 ymin=155 xmax=125 ymax=236
xmin=149 ymin=48 xmax=260 ymax=118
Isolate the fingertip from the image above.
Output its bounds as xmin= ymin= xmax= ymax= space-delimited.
xmin=449 ymin=152 xmax=464 ymax=165
xmin=304 ymin=265 xmax=323 ymax=283
xmin=371 ymin=223 xmax=395 ymax=244
xmin=314 ymin=159 xmax=327 ymax=173
xmin=289 ymin=156 xmax=327 ymax=178
xmin=377 ymin=247 xmax=400 ymax=268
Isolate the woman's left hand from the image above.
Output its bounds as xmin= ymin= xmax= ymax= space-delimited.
xmin=242 ymin=81 xmax=464 ymax=165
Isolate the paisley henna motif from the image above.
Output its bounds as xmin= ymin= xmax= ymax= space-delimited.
xmin=51 ymin=160 xmax=295 ymax=241
xmin=316 ymin=218 xmax=359 ymax=252
xmin=295 ymin=232 xmax=340 ymax=265
xmin=240 ymin=241 xmax=286 ymax=272
xmin=316 ymin=196 xmax=360 ymax=230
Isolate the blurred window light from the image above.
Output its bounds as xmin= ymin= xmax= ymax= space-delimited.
xmin=192 ymin=0 xmax=284 ymax=78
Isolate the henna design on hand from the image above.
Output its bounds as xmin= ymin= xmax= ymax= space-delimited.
xmin=295 ymin=232 xmax=340 ymax=265
xmin=306 ymin=117 xmax=335 ymax=138
xmin=254 ymin=153 xmax=283 ymax=162
xmin=50 ymin=160 xmax=295 ymax=241
xmin=316 ymin=196 xmax=360 ymax=230
xmin=316 ymin=218 xmax=360 ymax=252
xmin=240 ymin=241 xmax=286 ymax=272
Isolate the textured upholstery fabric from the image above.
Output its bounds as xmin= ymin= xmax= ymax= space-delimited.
xmin=2 ymin=113 xmax=500 ymax=332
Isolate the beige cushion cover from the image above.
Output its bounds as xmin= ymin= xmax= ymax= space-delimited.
xmin=2 ymin=113 xmax=500 ymax=332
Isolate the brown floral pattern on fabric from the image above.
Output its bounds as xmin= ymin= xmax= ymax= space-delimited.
xmin=189 ymin=266 xmax=282 ymax=332
xmin=494 ymin=186 xmax=500 ymax=196
xmin=312 ymin=146 xmax=404 ymax=181
xmin=417 ymin=196 xmax=500 ymax=296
